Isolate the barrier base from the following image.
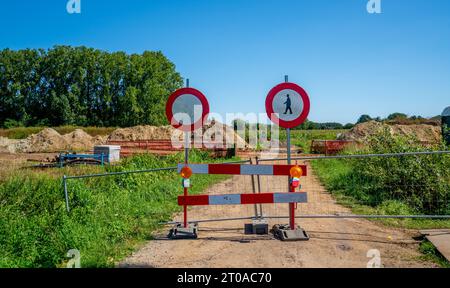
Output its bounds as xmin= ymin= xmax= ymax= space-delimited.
xmin=271 ymin=224 xmax=309 ymax=241
xmin=168 ymin=223 xmax=198 ymax=240
xmin=244 ymin=219 xmax=269 ymax=235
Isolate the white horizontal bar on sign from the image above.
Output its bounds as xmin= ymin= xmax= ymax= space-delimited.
xmin=273 ymin=193 xmax=307 ymax=203
xmin=240 ymin=164 xmax=273 ymax=175
xmin=177 ymin=164 xmax=208 ymax=174
xmin=209 ymin=194 xmax=241 ymax=205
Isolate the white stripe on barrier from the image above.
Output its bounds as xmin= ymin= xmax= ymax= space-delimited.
xmin=177 ymin=163 xmax=300 ymax=175
xmin=209 ymin=194 xmax=241 ymax=205
xmin=240 ymin=164 xmax=273 ymax=175
xmin=177 ymin=164 xmax=208 ymax=174
xmin=274 ymin=193 xmax=307 ymax=204
xmin=178 ymin=193 xmax=308 ymax=206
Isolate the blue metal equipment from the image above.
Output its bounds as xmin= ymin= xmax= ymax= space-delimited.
xmin=57 ymin=152 xmax=105 ymax=168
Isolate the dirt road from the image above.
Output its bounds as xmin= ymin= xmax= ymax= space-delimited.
xmin=120 ymin=162 xmax=435 ymax=268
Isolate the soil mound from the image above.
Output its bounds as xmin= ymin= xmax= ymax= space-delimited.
xmin=0 ymin=137 xmax=19 ymax=153
xmin=18 ymin=128 xmax=68 ymax=153
xmin=199 ymin=121 xmax=249 ymax=149
xmin=108 ymin=125 xmax=176 ymax=141
xmin=62 ymin=129 xmax=104 ymax=151
xmin=338 ymin=121 xmax=442 ymax=144
xmin=8 ymin=128 xmax=106 ymax=153
xmin=1 ymin=123 xmax=249 ymax=154
xmin=108 ymin=123 xmax=249 ymax=148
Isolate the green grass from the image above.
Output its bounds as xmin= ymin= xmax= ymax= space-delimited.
xmin=418 ymin=241 xmax=450 ymax=268
xmin=0 ymin=126 xmax=116 ymax=139
xmin=0 ymin=150 xmax=230 ymax=268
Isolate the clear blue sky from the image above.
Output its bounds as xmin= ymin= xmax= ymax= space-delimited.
xmin=1 ymin=0 xmax=449 ymax=124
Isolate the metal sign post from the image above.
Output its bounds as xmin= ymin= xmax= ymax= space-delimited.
xmin=183 ymin=79 xmax=190 ymax=229
xmin=285 ymin=76 xmax=295 ymax=230
xmin=265 ymin=75 xmax=311 ymax=240
xmin=166 ymin=79 xmax=210 ymax=239
xmin=184 ymin=131 xmax=189 ymax=228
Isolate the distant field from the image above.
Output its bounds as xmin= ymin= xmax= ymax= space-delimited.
xmin=0 ymin=126 xmax=117 ymax=139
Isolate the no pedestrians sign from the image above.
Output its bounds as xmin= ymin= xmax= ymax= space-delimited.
xmin=265 ymin=82 xmax=310 ymax=129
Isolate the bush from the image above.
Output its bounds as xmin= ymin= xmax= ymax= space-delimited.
xmin=345 ymin=129 xmax=450 ymax=214
xmin=313 ymin=129 xmax=450 ymax=215
xmin=2 ymin=119 xmax=24 ymax=129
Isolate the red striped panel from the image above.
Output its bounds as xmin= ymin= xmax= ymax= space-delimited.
xmin=178 ymin=195 xmax=209 ymax=206
xmin=178 ymin=192 xmax=308 ymax=206
xmin=241 ymin=193 xmax=274 ymax=204
xmin=273 ymin=165 xmax=308 ymax=176
xmin=272 ymin=165 xmax=290 ymax=175
xmin=208 ymin=164 xmax=241 ymax=175
xmin=301 ymin=165 xmax=308 ymax=176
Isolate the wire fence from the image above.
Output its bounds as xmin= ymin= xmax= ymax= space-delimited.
xmin=62 ymin=159 xmax=252 ymax=212
xmin=167 ymin=150 xmax=450 ymax=224
xmin=255 ymin=160 xmax=450 ymax=222
xmin=63 ymin=150 xmax=450 ymax=225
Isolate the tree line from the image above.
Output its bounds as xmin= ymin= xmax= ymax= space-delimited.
xmin=295 ymin=113 xmax=437 ymax=130
xmin=0 ymin=46 xmax=183 ymax=128
xmin=356 ymin=113 xmax=439 ymax=125
xmin=231 ymin=111 xmax=437 ymax=133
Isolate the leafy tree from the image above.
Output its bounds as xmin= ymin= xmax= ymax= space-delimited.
xmin=357 ymin=114 xmax=372 ymax=124
xmin=0 ymin=46 xmax=183 ymax=128
xmin=387 ymin=113 xmax=408 ymax=120
xmin=343 ymin=123 xmax=354 ymax=129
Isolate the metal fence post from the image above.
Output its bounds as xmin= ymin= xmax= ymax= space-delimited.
xmin=63 ymin=175 xmax=70 ymax=213
xmin=255 ymin=156 xmax=263 ymax=218
xmin=250 ymin=158 xmax=258 ymax=218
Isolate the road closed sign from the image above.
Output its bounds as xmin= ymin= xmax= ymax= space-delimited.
xmin=265 ymin=82 xmax=310 ymax=129
xmin=166 ymin=87 xmax=210 ymax=132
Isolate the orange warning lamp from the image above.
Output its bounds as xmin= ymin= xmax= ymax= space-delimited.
xmin=290 ymin=166 xmax=303 ymax=178
xmin=180 ymin=166 xmax=193 ymax=179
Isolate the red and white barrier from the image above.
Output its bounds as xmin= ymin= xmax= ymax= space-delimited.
xmin=177 ymin=163 xmax=307 ymax=176
xmin=178 ymin=192 xmax=307 ymax=206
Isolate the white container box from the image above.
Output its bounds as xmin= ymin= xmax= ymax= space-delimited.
xmin=94 ymin=145 xmax=121 ymax=163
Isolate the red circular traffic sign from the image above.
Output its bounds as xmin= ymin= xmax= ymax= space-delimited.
xmin=265 ymin=82 xmax=310 ymax=129
xmin=166 ymin=87 xmax=210 ymax=132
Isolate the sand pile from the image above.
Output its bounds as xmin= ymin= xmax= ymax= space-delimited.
xmin=14 ymin=128 xmax=68 ymax=153
xmin=62 ymin=129 xmax=106 ymax=151
xmin=1 ymin=122 xmax=249 ymax=154
xmin=108 ymin=123 xmax=249 ymax=148
xmin=5 ymin=128 xmax=106 ymax=153
xmin=0 ymin=137 xmax=19 ymax=153
xmin=108 ymin=125 xmax=177 ymax=141
xmin=338 ymin=121 xmax=442 ymax=144
xmin=199 ymin=121 xmax=249 ymax=149
xmin=391 ymin=124 xmax=442 ymax=143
